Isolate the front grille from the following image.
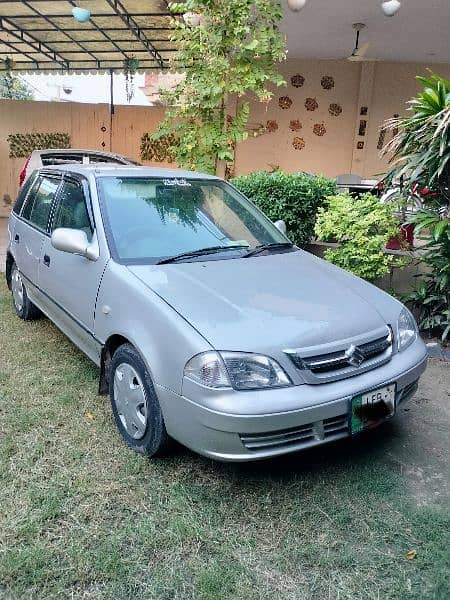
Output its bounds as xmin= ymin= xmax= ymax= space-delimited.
xmin=286 ymin=328 xmax=393 ymax=384
xmin=240 ymin=414 xmax=348 ymax=452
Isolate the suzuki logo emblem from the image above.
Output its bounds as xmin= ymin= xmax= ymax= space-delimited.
xmin=345 ymin=344 xmax=365 ymax=367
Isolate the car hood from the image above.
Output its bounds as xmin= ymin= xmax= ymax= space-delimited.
xmin=127 ymin=251 xmax=400 ymax=352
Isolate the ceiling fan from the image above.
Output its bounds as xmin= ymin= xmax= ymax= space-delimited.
xmin=347 ymin=23 xmax=378 ymax=62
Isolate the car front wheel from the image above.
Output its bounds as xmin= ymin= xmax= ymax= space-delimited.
xmin=109 ymin=343 xmax=170 ymax=457
xmin=11 ymin=263 xmax=41 ymax=321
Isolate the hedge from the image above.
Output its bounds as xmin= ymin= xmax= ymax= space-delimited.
xmin=231 ymin=171 xmax=337 ymax=248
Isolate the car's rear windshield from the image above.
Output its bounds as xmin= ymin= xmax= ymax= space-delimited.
xmin=40 ymin=153 xmax=139 ymax=166
xmin=97 ymin=176 xmax=287 ymax=263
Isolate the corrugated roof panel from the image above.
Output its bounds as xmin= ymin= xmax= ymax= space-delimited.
xmin=0 ymin=0 xmax=176 ymax=72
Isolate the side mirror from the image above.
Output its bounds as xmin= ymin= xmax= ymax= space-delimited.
xmin=51 ymin=228 xmax=98 ymax=261
xmin=274 ymin=219 xmax=287 ymax=235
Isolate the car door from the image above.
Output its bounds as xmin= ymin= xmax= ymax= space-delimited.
xmin=38 ymin=175 xmax=109 ymax=363
xmin=12 ymin=173 xmax=61 ymax=299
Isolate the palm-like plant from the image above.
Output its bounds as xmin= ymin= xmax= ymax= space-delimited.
xmin=384 ymin=73 xmax=450 ymax=342
xmin=385 ymin=73 xmax=450 ymax=191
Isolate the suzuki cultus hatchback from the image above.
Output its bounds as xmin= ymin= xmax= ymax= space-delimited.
xmin=6 ymin=165 xmax=427 ymax=461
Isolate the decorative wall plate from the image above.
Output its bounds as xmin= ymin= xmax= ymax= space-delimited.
xmin=358 ymin=120 xmax=367 ymax=136
xmin=279 ymin=96 xmax=293 ymax=109
xmin=266 ymin=120 xmax=279 ymax=132
xmin=291 ymin=74 xmax=305 ymax=88
xmin=392 ymin=114 xmax=400 ymax=137
xmin=377 ymin=128 xmax=387 ymax=150
xmin=313 ymin=123 xmax=327 ymax=137
xmin=329 ymin=103 xmax=342 ymax=117
xmin=292 ymin=137 xmax=306 ymax=150
xmin=305 ymin=97 xmax=319 ymax=111
xmin=321 ymin=75 xmax=335 ymax=90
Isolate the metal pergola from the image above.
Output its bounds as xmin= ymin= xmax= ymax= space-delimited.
xmin=0 ymin=0 xmax=177 ymax=73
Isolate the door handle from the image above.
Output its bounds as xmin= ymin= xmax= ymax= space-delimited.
xmin=43 ymin=254 xmax=51 ymax=267
xmin=14 ymin=234 xmax=19 ymax=243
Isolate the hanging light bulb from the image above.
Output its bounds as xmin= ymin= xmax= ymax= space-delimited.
xmin=287 ymin=0 xmax=308 ymax=12
xmin=72 ymin=6 xmax=91 ymax=23
xmin=381 ymin=1 xmax=402 ymax=17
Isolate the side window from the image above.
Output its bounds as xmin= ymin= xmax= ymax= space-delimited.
xmin=13 ymin=171 xmax=37 ymax=216
xmin=52 ymin=180 xmax=93 ymax=241
xmin=88 ymin=155 xmax=122 ymax=165
xmin=22 ymin=176 xmax=60 ymax=231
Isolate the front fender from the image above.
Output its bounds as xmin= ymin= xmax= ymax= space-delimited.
xmin=94 ymin=261 xmax=213 ymax=394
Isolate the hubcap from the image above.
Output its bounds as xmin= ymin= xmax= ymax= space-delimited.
xmin=113 ymin=363 xmax=148 ymax=439
xmin=11 ymin=268 xmax=24 ymax=312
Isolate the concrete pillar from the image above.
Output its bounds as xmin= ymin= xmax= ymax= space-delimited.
xmin=350 ymin=62 xmax=376 ymax=176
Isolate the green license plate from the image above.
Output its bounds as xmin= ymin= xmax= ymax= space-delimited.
xmin=351 ymin=384 xmax=396 ymax=434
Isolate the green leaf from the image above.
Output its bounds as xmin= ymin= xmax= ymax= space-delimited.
xmin=433 ymin=219 xmax=449 ymax=241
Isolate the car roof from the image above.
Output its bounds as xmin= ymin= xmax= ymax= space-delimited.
xmin=31 ymin=148 xmax=130 ymax=157
xmin=38 ymin=163 xmax=220 ymax=180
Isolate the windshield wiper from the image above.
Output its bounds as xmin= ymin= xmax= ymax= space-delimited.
xmin=243 ymin=242 xmax=294 ymax=258
xmin=157 ymin=244 xmax=250 ymax=264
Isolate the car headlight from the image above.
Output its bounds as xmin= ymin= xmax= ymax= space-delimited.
xmin=184 ymin=351 xmax=292 ymax=390
xmin=397 ymin=308 xmax=418 ymax=351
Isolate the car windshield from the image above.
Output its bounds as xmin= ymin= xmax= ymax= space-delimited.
xmin=97 ymin=176 xmax=289 ymax=263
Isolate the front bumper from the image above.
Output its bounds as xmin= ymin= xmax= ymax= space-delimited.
xmin=157 ymin=339 xmax=428 ymax=461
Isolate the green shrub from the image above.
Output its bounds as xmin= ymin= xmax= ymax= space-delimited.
xmin=404 ymin=209 xmax=450 ymax=342
xmin=231 ymin=171 xmax=337 ymax=248
xmin=314 ymin=193 xmax=407 ymax=282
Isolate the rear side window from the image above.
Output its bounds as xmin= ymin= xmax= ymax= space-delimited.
xmin=13 ymin=171 xmax=37 ymax=215
xmin=41 ymin=154 xmax=84 ymax=165
xmin=87 ymin=155 xmax=124 ymax=164
xmin=22 ymin=176 xmax=60 ymax=231
xmin=52 ymin=180 xmax=93 ymax=241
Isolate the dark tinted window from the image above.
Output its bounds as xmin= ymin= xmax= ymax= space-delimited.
xmin=41 ymin=153 xmax=84 ymax=165
xmin=40 ymin=152 xmax=139 ymax=166
xmin=86 ymin=155 xmax=126 ymax=164
xmin=52 ymin=180 xmax=93 ymax=240
xmin=13 ymin=171 xmax=37 ymax=215
xmin=22 ymin=176 xmax=60 ymax=231
xmin=21 ymin=176 xmax=43 ymax=221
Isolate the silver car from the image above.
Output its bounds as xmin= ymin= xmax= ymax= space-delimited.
xmin=19 ymin=148 xmax=140 ymax=186
xmin=6 ymin=165 xmax=428 ymax=461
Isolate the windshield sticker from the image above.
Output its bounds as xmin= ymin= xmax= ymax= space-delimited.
xmin=163 ymin=178 xmax=192 ymax=187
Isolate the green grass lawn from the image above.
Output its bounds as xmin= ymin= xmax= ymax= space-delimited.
xmin=0 ymin=279 xmax=449 ymax=599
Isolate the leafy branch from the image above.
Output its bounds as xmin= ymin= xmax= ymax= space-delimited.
xmin=154 ymin=0 xmax=286 ymax=175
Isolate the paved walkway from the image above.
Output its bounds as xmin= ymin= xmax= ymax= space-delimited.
xmin=0 ymin=218 xmax=8 ymax=273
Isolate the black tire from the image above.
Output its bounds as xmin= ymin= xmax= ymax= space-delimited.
xmin=10 ymin=263 xmax=41 ymax=321
xmin=109 ymin=343 xmax=170 ymax=457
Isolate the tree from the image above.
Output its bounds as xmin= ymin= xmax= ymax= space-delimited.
xmin=155 ymin=0 xmax=286 ymax=175
xmin=0 ymin=72 xmax=33 ymax=100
